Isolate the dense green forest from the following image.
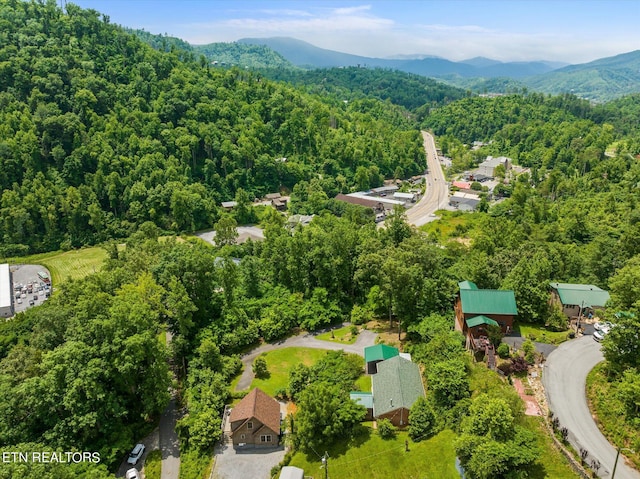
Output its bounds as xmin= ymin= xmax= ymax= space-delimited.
xmin=0 ymin=0 xmax=423 ymax=254
xmin=258 ymin=66 xmax=470 ymax=112
xmin=2 ymin=1 xmax=640 ymax=478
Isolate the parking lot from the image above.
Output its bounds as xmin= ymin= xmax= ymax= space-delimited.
xmin=10 ymin=264 xmax=52 ymax=315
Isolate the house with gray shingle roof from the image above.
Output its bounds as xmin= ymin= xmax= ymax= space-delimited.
xmin=371 ymin=356 xmax=425 ymax=427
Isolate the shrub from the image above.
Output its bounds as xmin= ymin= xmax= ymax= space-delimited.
xmin=497 ymin=362 xmax=513 ymax=376
xmin=497 ymin=343 xmax=510 ymax=359
xmin=521 ymin=339 xmax=536 ymax=364
xmin=510 ymin=356 xmax=529 ymax=373
xmin=252 ymin=357 xmax=269 ymax=379
xmin=377 ymin=418 xmax=397 ymax=439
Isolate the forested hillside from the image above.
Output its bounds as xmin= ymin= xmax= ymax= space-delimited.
xmin=0 ymin=0 xmax=423 ymax=255
xmin=258 ymin=66 xmax=469 ymax=112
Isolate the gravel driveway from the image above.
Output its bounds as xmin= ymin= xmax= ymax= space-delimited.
xmin=544 ymin=335 xmax=640 ymax=479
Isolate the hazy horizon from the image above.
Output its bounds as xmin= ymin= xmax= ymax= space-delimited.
xmin=71 ymin=1 xmax=640 ymax=64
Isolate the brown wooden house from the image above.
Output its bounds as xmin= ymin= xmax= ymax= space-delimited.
xmin=454 ymin=281 xmax=518 ymax=350
xmin=229 ymin=388 xmax=281 ymax=447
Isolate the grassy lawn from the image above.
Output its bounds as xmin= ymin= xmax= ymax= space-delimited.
xmin=586 ymin=363 xmax=640 ymax=470
xmin=288 ymin=428 xmax=459 ymax=479
xmin=354 ymin=374 xmax=371 ymax=392
xmin=516 ymin=322 xmax=571 ymax=345
xmin=316 ymin=326 xmax=359 ymax=344
xmin=143 ymin=449 xmax=162 ymax=479
xmin=249 ymin=348 xmax=339 ymax=397
xmin=418 ymin=210 xmax=484 ymax=241
xmin=2 ymin=247 xmax=107 ymax=285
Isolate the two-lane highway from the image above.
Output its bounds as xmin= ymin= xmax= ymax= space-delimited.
xmin=405 ymin=131 xmax=448 ymax=227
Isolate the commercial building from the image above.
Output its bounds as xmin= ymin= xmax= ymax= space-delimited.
xmin=0 ymin=264 xmax=13 ymax=318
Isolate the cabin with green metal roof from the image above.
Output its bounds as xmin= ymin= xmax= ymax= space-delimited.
xmin=364 ymin=344 xmax=399 ymax=374
xmin=455 ymin=281 xmax=518 ymax=348
xmin=371 ymin=356 xmax=425 ymax=427
xmin=550 ymin=282 xmax=610 ymax=319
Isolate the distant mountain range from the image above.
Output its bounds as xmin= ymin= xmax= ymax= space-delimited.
xmin=233 ymin=37 xmax=640 ymax=102
xmin=236 ymin=37 xmax=564 ymax=79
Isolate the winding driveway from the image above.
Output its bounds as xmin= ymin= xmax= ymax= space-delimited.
xmin=544 ymin=336 xmax=640 ymax=479
xmin=236 ymin=328 xmax=378 ymax=391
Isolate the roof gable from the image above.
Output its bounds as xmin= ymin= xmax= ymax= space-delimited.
xmin=550 ymin=282 xmax=610 ymax=308
xmin=372 ymin=356 xmax=425 ymax=416
xmin=465 ymin=315 xmax=499 ymax=328
xmin=364 ymin=344 xmax=399 ymax=363
xmin=229 ymin=388 xmax=281 ymax=435
xmin=460 ymin=289 xmax=518 ymax=315
xmin=458 ymin=280 xmax=478 ymax=290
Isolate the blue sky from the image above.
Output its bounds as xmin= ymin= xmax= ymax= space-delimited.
xmin=71 ymin=1 xmax=640 ymax=63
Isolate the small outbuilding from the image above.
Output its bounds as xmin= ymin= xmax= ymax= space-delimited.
xmin=279 ymin=466 xmax=304 ymax=479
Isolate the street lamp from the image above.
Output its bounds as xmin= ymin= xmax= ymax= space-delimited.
xmin=611 ymin=446 xmax=635 ymax=479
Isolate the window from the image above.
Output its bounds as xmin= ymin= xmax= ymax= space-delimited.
xmin=247 ymin=421 xmax=253 ymax=429
xmin=260 ymin=435 xmax=272 ymax=443
xmin=240 ymin=434 xmax=245 ymax=440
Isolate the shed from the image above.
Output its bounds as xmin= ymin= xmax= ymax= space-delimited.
xmin=279 ymin=466 xmax=304 ymax=479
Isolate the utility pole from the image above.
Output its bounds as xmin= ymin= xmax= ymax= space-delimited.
xmin=611 ymin=447 xmax=635 ymax=479
xmin=321 ymin=451 xmax=329 ymax=479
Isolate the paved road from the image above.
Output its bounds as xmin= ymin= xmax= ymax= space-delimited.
xmin=544 ymin=335 xmax=640 ymax=479
xmin=236 ymin=328 xmax=378 ymax=391
xmin=160 ymin=397 xmax=181 ymax=479
xmin=405 ymin=131 xmax=449 ymax=227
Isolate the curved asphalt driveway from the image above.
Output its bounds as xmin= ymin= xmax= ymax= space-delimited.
xmin=236 ymin=328 xmax=378 ymax=391
xmin=544 ymin=335 xmax=640 ymax=479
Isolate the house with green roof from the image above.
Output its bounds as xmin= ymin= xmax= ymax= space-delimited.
xmin=455 ymin=281 xmax=518 ymax=349
xmin=364 ymin=344 xmax=399 ymax=374
xmin=550 ymin=282 xmax=610 ymax=319
xmin=371 ymin=356 xmax=425 ymax=427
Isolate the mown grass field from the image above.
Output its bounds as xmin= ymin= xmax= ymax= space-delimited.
xmin=288 ymin=428 xmax=459 ymax=479
xmin=2 ymin=247 xmax=107 ymax=285
xmin=249 ymin=347 xmax=367 ymax=397
xmin=316 ymin=326 xmax=359 ymax=344
xmin=516 ymin=322 xmax=571 ymax=345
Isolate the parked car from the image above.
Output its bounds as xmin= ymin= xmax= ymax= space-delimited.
xmin=17 ymin=298 xmax=22 ymax=304
xmin=127 ymin=444 xmax=145 ymax=465
xmin=594 ymin=321 xmax=613 ymax=332
xmin=125 ymin=468 xmax=141 ymax=479
xmin=593 ymin=330 xmax=606 ymax=342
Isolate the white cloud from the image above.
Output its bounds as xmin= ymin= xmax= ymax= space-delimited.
xmin=332 ymin=5 xmax=372 ymax=15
